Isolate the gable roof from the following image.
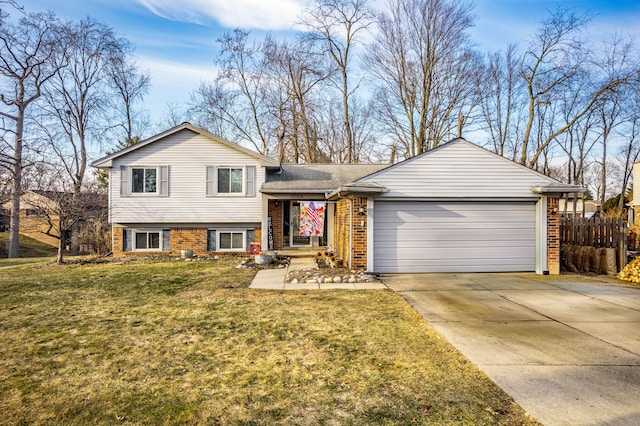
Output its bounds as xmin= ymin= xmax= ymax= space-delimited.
xmin=354 ymin=138 xmax=582 ymax=198
xmin=261 ymin=164 xmax=388 ymax=194
xmin=91 ymin=122 xmax=280 ymax=168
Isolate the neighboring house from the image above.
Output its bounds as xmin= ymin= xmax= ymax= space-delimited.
xmin=558 ymin=198 xmax=601 ymax=218
xmin=1 ymin=190 xmax=107 ymax=251
xmin=92 ymin=122 xmax=583 ymax=274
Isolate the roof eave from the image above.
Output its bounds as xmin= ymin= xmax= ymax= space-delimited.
xmin=531 ymin=184 xmax=585 ymax=195
xmin=259 ymin=188 xmax=331 ymax=194
xmin=327 ymin=185 xmax=390 ymax=200
xmin=91 ymin=122 xmax=280 ymax=168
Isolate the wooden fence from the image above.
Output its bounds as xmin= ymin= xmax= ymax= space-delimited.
xmin=560 ymin=216 xmax=627 ymax=268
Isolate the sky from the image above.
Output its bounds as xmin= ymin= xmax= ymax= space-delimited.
xmin=12 ymin=0 xmax=640 ymax=130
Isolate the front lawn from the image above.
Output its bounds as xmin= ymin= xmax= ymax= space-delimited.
xmin=0 ymin=257 xmax=538 ymax=425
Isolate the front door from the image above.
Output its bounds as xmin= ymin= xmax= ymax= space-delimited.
xmin=291 ymin=202 xmax=311 ymax=246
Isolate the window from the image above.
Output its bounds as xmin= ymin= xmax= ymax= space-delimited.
xmin=134 ymin=231 xmax=161 ymax=250
xmin=25 ymin=209 xmax=40 ymax=217
xmin=121 ymin=166 xmax=168 ymax=197
xmin=206 ymin=166 xmax=255 ymax=197
xmin=132 ymin=167 xmax=157 ymax=193
xmin=217 ymin=168 xmax=243 ymax=194
xmin=218 ymin=231 xmax=245 ymax=251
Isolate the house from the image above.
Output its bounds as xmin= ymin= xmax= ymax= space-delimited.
xmin=558 ymin=198 xmax=600 ymax=218
xmin=1 ymin=190 xmax=107 ymax=252
xmin=92 ymin=122 xmax=583 ymax=274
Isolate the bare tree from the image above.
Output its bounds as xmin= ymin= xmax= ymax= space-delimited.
xmin=214 ymin=29 xmax=274 ymax=154
xmin=35 ymin=18 xmax=139 ymax=254
xmin=301 ymin=0 xmax=373 ymax=163
xmin=614 ymin=72 xmax=640 ymax=210
xmin=22 ymin=171 xmax=108 ymax=263
xmin=40 ymin=18 xmax=129 ymax=194
xmin=107 ymin=56 xmax=151 ymax=144
xmin=0 ymin=10 xmax=63 ymax=258
xmin=264 ymin=36 xmax=333 ymax=163
xmin=365 ymin=0 xmax=478 ymax=158
xmin=480 ymin=44 xmax=524 ymax=159
xmin=518 ymin=9 xmax=630 ymax=168
xmin=592 ymin=36 xmax=637 ymax=205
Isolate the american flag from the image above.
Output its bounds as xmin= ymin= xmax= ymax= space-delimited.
xmin=306 ymin=201 xmax=324 ymax=231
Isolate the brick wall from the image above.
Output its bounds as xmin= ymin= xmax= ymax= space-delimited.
xmin=172 ymin=227 xmax=208 ymax=256
xmin=333 ymin=197 xmax=368 ymax=270
xmin=268 ymin=200 xmax=283 ymax=250
xmin=113 ymin=226 xmax=124 ymax=256
xmin=351 ymin=197 xmax=368 ymax=270
xmin=547 ymin=197 xmax=560 ymax=275
xmin=112 ymin=225 xmax=260 ymax=257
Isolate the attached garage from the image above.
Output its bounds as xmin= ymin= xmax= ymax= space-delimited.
xmin=373 ymin=201 xmax=536 ymax=273
xmin=327 ymin=138 xmax=587 ymax=275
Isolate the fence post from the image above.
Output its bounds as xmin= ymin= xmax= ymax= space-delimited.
xmin=618 ymin=218 xmax=627 ymax=270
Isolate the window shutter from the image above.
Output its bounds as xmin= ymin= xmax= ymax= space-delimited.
xmin=207 ymin=229 xmax=216 ymax=251
xmin=120 ymin=166 xmax=129 ymax=196
xmin=162 ymin=229 xmax=170 ymax=251
xmin=246 ymin=166 xmax=255 ymax=197
xmin=159 ymin=166 xmax=169 ymax=196
xmin=206 ymin=166 xmax=215 ymax=196
xmin=123 ymin=228 xmax=132 ymax=252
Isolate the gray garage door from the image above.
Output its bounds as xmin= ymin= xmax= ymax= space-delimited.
xmin=373 ymin=201 xmax=536 ymax=273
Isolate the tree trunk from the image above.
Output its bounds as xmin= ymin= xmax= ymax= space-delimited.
xmin=57 ymin=227 xmax=65 ymax=264
xmin=8 ymin=109 xmax=25 ymax=259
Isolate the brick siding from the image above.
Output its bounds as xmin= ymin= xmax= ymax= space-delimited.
xmin=547 ymin=197 xmax=560 ymax=275
xmin=172 ymin=227 xmax=208 ymax=256
xmin=351 ymin=197 xmax=368 ymax=270
xmin=333 ymin=197 xmax=368 ymax=270
xmin=112 ymin=225 xmax=260 ymax=257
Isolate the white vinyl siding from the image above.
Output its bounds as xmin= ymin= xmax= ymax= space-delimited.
xmin=373 ymin=201 xmax=536 ymax=273
xmin=359 ymin=140 xmax=556 ymax=199
xmin=110 ymin=129 xmax=265 ymax=224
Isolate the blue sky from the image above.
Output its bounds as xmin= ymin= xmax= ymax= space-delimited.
xmin=13 ymin=0 xmax=640 ymax=127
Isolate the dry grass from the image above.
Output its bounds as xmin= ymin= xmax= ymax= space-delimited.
xmin=0 ymin=232 xmax=59 ymax=259
xmin=0 ymin=257 xmax=538 ymax=425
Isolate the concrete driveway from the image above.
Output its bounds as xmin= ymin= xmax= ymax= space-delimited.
xmin=382 ymin=273 xmax=640 ymax=426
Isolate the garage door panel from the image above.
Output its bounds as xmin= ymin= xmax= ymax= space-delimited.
xmin=376 ymin=228 xmax=535 ymax=242
xmin=373 ymin=201 xmax=536 ymax=273
xmin=374 ymin=240 xmax=535 ymax=249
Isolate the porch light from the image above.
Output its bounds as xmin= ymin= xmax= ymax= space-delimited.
xmin=358 ymin=205 xmax=366 ymax=216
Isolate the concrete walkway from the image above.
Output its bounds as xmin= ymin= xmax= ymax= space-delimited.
xmin=383 ymin=273 xmax=640 ymax=426
xmin=249 ymin=257 xmax=387 ymax=290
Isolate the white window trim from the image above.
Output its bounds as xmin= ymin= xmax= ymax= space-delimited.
xmin=132 ymin=229 xmax=164 ymax=252
xmin=216 ymin=166 xmax=245 ymax=196
xmin=217 ymin=229 xmax=246 ymax=252
xmin=131 ymin=166 xmax=159 ymax=195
